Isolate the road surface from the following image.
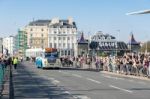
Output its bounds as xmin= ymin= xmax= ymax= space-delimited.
xmin=12 ymin=62 xmax=150 ymax=99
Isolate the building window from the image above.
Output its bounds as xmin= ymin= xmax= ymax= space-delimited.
xmin=63 ymin=43 xmax=65 ymax=47
xmin=41 ymin=28 xmax=44 ymax=31
xmin=67 ymin=37 xmax=70 ymax=40
xmin=59 ymin=37 xmax=61 ymax=40
xmin=65 ymin=50 xmax=67 ymax=55
xmin=54 ymin=43 xmax=57 ymax=48
xmin=59 ymin=31 xmax=61 ymax=34
xmin=67 ymin=43 xmax=70 ymax=48
xmin=68 ymin=50 xmax=70 ymax=55
xmin=63 ymin=37 xmax=65 ymax=40
xmin=61 ymin=50 xmax=64 ymax=56
xmin=41 ymin=39 xmax=44 ymax=43
xmin=49 ymin=43 xmax=52 ymax=47
xmin=30 ymin=34 xmax=33 ymax=37
xmin=54 ymin=31 xmax=57 ymax=34
xmin=41 ymin=34 xmax=43 ymax=37
xmin=49 ymin=37 xmax=51 ymax=41
xmin=53 ymin=26 xmax=57 ymax=28
xmin=72 ymin=43 xmax=74 ymax=49
xmin=30 ymin=28 xmax=33 ymax=31
xmin=59 ymin=43 xmax=61 ymax=48
xmin=54 ymin=37 xmax=56 ymax=40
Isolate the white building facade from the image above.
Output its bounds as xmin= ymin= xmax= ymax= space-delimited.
xmin=91 ymin=31 xmax=117 ymax=49
xmin=25 ymin=17 xmax=78 ymax=57
xmin=48 ymin=17 xmax=78 ymax=57
xmin=3 ymin=36 xmax=15 ymax=56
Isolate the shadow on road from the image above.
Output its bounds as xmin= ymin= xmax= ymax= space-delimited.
xmin=43 ymin=67 xmax=101 ymax=72
xmin=13 ymin=62 xmax=85 ymax=99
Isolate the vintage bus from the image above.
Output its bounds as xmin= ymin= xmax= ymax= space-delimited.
xmin=35 ymin=48 xmax=61 ymax=69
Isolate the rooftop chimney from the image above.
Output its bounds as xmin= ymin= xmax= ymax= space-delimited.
xmin=68 ymin=17 xmax=73 ymax=25
xmin=51 ymin=17 xmax=59 ymax=24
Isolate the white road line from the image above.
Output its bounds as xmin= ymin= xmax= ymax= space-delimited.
xmin=109 ymin=85 xmax=133 ymax=93
xmin=41 ymin=76 xmax=55 ymax=80
xmin=62 ymin=91 xmax=71 ymax=95
xmin=103 ymin=75 xmax=111 ymax=78
xmin=52 ymin=80 xmax=60 ymax=85
xmin=103 ymin=75 xmax=124 ymax=80
xmin=72 ymin=74 xmax=82 ymax=78
xmin=86 ymin=78 xmax=101 ymax=84
xmin=61 ymin=72 xmax=70 ymax=75
xmin=73 ymin=95 xmax=91 ymax=99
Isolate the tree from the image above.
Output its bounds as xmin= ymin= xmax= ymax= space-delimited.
xmin=140 ymin=41 xmax=150 ymax=52
xmin=89 ymin=41 xmax=99 ymax=56
xmin=89 ymin=41 xmax=99 ymax=49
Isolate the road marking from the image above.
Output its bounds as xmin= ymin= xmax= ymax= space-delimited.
xmin=61 ymin=72 xmax=70 ymax=75
xmin=41 ymin=76 xmax=55 ymax=80
xmin=52 ymin=80 xmax=60 ymax=85
xmin=72 ymin=74 xmax=82 ymax=78
xmin=103 ymin=75 xmax=124 ymax=80
xmin=86 ymin=78 xmax=101 ymax=84
xmin=62 ymin=91 xmax=71 ymax=95
xmin=58 ymin=70 xmax=62 ymax=72
xmin=109 ymin=85 xmax=133 ymax=93
xmin=73 ymin=95 xmax=90 ymax=99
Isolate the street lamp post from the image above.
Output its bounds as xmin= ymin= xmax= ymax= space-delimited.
xmin=116 ymin=30 xmax=120 ymax=57
xmin=88 ymin=32 xmax=90 ymax=56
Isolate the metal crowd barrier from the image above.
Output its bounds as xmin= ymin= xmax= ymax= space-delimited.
xmin=0 ymin=64 xmax=6 ymax=96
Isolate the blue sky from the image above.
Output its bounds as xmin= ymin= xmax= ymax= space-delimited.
xmin=0 ymin=0 xmax=150 ymax=42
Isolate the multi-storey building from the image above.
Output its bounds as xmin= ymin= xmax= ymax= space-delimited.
xmin=90 ymin=31 xmax=128 ymax=56
xmin=25 ymin=20 xmax=49 ymax=49
xmin=15 ymin=29 xmax=27 ymax=57
xmin=25 ymin=17 xmax=78 ymax=57
xmin=3 ymin=36 xmax=15 ymax=56
xmin=48 ymin=17 xmax=78 ymax=57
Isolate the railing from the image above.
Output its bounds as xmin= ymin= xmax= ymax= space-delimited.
xmin=0 ymin=64 xmax=7 ymax=97
xmin=0 ymin=62 xmax=14 ymax=99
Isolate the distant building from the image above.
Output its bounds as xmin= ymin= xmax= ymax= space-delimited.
xmin=25 ymin=20 xmax=49 ymax=49
xmin=25 ymin=17 xmax=78 ymax=57
xmin=90 ymin=31 xmax=128 ymax=56
xmin=77 ymin=32 xmax=88 ymax=56
xmin=127 ymin=33 xmax=140 ymax=53
xmin=15 ymin=29 xmax=27 ymax=57
xmin=48 ymin=17 xmax=78 ymax=57
xmin=3 ymin=36 xmax=15 ymax=56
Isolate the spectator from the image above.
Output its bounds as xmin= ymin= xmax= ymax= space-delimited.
xmin=13 ymin=57 xmax=18 ymax=69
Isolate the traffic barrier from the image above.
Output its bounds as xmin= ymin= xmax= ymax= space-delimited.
xmin=0 ymin=64 xmax=6 ymax=96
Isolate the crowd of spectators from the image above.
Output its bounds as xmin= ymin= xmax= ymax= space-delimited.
xmin=73 ymin=53 xmax=150 ymax=78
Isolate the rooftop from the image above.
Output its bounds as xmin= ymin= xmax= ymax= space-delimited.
xmin=28 ymin=18 xmax=77 ymax=28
